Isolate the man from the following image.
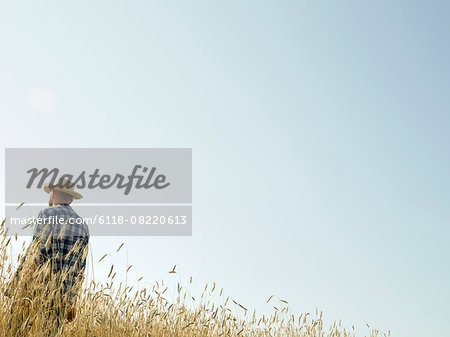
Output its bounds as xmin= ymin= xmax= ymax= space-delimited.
xmin=31 ymin=178 xmax=90 ymax=327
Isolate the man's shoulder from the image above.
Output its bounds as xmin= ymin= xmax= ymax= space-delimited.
xmin=38 ymin=205 xmax=89 ymax=238
xmin=61 ymin=205 xmax=90 ymax=237
xmin=39 ymin=206 xmax=56 ymax=217
xmin=39 ymin=205 xmax=82 ymax=223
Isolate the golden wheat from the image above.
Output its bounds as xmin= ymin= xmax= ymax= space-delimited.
xmin=0 ymin=220 xmax=386 ymax=337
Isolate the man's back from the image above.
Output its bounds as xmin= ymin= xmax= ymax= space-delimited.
xmin=33 ymin=204 xmax=89 ymax=301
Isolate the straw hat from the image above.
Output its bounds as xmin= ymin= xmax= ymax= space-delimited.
xmin=43 ymin=177 xmax=83 ymax=200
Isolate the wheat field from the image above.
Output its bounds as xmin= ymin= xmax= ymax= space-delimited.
xmin=0 ymin=220 xmax=387 ymax=337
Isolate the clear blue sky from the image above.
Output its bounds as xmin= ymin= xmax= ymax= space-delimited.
xmin=1 ymin=1 xmax=449 ymax=336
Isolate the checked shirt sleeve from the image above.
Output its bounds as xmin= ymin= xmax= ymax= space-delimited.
xmin=62 ymin=223 xmax=89 ymax=303
xmin=32 ymin=210 xmax=53 ymax=264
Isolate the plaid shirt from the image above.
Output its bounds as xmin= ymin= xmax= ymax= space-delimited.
xmin=32 ymin=204 xmax=89 ymax=302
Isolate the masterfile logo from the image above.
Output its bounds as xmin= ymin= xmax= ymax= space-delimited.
xmin=26 ymin=165 xmax=171 ymax=195
xmin=5 ymin=148 xmax=192 ymax=236
xmin=6 ymin=148 xmax=191 ymax=204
